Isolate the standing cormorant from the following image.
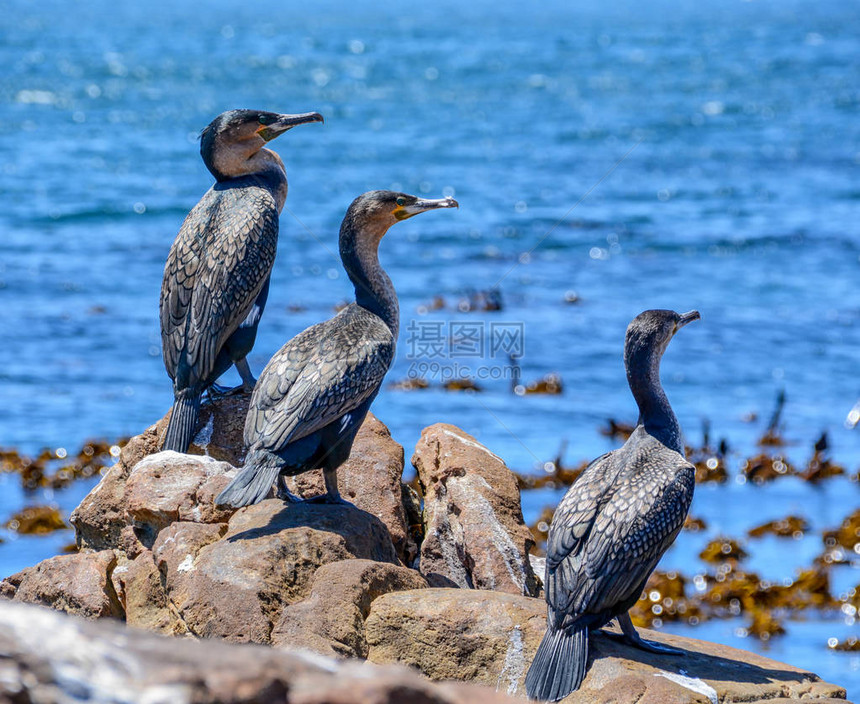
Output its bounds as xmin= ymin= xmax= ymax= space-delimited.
xmin=525 ymin=309 xmax=700 ymax=702
xmin=160 ymin=109 xmax=323 ymax=453
xmin=216 ymin=190 xmax=458 ymax=507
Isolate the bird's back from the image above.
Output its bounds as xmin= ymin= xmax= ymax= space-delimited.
xmin=545 ymin=427 xmax=694 ymax=627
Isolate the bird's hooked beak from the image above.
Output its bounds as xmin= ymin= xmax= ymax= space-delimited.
xmin=394 ymin=196 xmax=460 ymax=221
xmin=257 ymin=112 xmax=324 ymax=142
xmin=675 ymin=310 xmax=701 ymax=332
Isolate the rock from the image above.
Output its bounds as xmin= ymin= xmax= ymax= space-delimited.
xmin=190 ymin=391 xmax=251 ymax=466
xmin=71 ymin=462 xmax=132 ymax=553
xmin=71 ymin=394 xmax=249 ymax=553
xmin=284 ymin=413 xmax=418 ymax=565
xmin=0 ymin=600 xmax=520 ymax=704
xmin=148 ymin=500 xmax=399 ymax=643
xmin=272 ymin=558 xmax=429 ymax=658
xmin=413 ymin=424 xmax=539 ymax=596
xmin=124 ymin=452 xmax=234 ymax=547
xmin=112 ymin=550 xmax=174 ymax=634
xmin=0 ymin=550 xmax=122 ymax=620
xmin=365 ymin=589 xmax=848 ymax=703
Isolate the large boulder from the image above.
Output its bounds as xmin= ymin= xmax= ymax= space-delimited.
xmin=0 ymin=600 xmax=520 ymax=704
xmin=150 ymin=501 xmax=398 ymax=643
xmin=0 ymin=550 xmax=122 ymax=620
xmin=413 ymin=424 xmax=539 ymax=597
xmin=271 ymin=558 xmax=429 ymax=658
xmin=365 ymin=588 xmax=847 ymax=703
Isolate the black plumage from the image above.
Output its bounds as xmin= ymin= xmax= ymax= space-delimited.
xmin=525 ymin=309 xmax=700 ymax=702
xmin=216 ymin=190 xmax=458 ymax=507
xmin=160 ymin=109 xmax=323 ymax=453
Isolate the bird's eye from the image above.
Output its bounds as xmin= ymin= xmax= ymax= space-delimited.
xmin=396 ymin=197 xmax=406 ymax=206
xmin=258 ymin=115 xmax=276 ymax=126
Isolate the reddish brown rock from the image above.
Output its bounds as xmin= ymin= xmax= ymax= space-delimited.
xmin=149 ymin=500 xmax=399 ymax=643
xmin=272 ymin=558 xmax=429 ymax=658
xmin=112 ymin=550 xmax=174 ymax=634
xmin=284 ymin=413 xmax=417 ymax=565
xmin=365 ymin=588 xmax=847 ymax=703
xmin=0 ymin=600 xmax=520 ymax=704
xmin=124 ymin=452 xmax=235 ymax=546
xmin=413 ymin=424 xmax=539 ymax=596
xmin=70 ymin=462 xmax=131 ymax=553
xmin=0 ymin=550 xmax=122 ymax=620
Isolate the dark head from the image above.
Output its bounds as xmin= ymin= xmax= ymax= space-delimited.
xmin=624 ymin=309 xmax=700 ymax=365
xmin=341 ymin=190 xmax=459 ymax=245
xmin=339 ymin=190 xmax=458 ymax=331
xmin=199 ymin=109 xmax=324 ymax=181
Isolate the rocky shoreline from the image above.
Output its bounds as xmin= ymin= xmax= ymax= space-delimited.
xmin=0 ymin=394 xmax=850 ymax=703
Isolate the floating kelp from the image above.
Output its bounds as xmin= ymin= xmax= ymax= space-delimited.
xmin=388 ymin=377 xmax=431 ymax=391
xmin=699 ymin=537 xmax=749 ymax=564
xmin=514 ymin=372 xmax=563 ymax=396
xmin=4 ymin=506 xmax=67 ymax=535
xmin=417 ymin=288 xmax=503 ymax=313
xmin=599 ymin=418 xmax=634 ymax=442
xmin=758 ymin=389 xmax=787 ymax=446
xmin=741 ymin=454 xmax=796 ymax=483
xmin=801 ymin=432 xmax=845 ymax=482
xmin=442 ymin=378 xmax=482 ymax=392
xmin=527 ymin=507 xmax=556 ymax=548
xmin=748 ymin=516 xmax=809 ymax=539
xmin=822 ymin=508 xmax=860 ymax=551
xmin=515 ymin=459 xmax=588 ymax=492
xmin=693 ymin=455 xmax=729 ymax=484
xmin=830 ymin=636 xmax=860 ymax=652
xmin=684 ymin=515 xmax=708 ymax=532
xmin=0 ymin=439 xmax=123 ymax=491
xmin=631 ymin=571 xmax=705 ymax=628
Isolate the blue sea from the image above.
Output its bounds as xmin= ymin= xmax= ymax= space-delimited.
xmin=1 ymin=0 xmax=858 ymax=697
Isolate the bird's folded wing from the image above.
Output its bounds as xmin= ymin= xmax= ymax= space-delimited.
xmin=551 ymin=460 xmax=694 ymax=616
xmin=245 ymin=318 xmax=394 ymax=450
xmin=160 ymin=187 xmax=278 ymax=384
xmin=545 ymin=452 xmax=613 ymax=571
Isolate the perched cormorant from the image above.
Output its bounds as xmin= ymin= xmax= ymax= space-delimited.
xmin=216 ymin=190 xmax=458 ymax=507
xmin=160 ymin=108 xmax=323 ymax=453
xmin=525 ymin=309 xmax=700 ymax=702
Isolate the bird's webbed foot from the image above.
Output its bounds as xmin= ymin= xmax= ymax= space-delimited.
xmin=207 ymin=383 xmax=246 ymax=399
xmin=275 ymin=476 xmax=302 ymax=503
xmin=606 ymin=612 xmax=685 ymax=656
xmin=303 ymin=491 xmax=352 ymax=506
xmin=301 ymin=467 xmax=350 ymax=506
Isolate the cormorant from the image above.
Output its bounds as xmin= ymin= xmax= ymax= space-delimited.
xmin=216 ymin=190 xmax=458 ymax=507
xmin=525 ymin=309 xmax=700 ymax=702
xmin=160 ymin=108 xmax=323 ymax=453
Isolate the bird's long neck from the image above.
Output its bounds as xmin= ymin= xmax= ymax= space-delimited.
xmin=340 ymin=218 xmax=399 ymax=337
xmin=626 ymin=346 xmax=683 ymax=454
xmin=206 ymin=146 xmax=288 ymax=211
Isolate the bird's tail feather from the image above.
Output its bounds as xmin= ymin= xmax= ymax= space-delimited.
xmin=524 ymin=624 xmax=588 ymax=702
xmin=216 ymin=451 xmax=280 ymax=508
xmin=162 ymin=389 xmax=202 ymax=453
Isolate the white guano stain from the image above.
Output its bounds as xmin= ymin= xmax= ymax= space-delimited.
xmin=193 ymin=415 xmax=214 ymax=452
xmin=656 ymin=671 xmax=718 ymax=704
xmin=442 ymin=429 xmax=504 ymax=463
xmin=496 ymin=625 xmax=525 ymax=695
xmin=462 ymin=475 xmax=527 ymax=593
xmin=177 ymin=555 xmax=195 ymax=573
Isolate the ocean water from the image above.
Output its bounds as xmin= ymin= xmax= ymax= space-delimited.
xmin=1 ymin=0 xmax=859 ymax=697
